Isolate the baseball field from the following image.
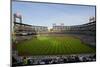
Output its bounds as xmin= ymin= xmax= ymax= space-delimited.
xmin=16 ymin=35 xmax=96 ymax=56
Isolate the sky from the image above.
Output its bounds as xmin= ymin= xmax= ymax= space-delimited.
xmin=12 ymin=1 xmax=95 ymax=28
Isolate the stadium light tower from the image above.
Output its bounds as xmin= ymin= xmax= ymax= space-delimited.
xmin=13 ymin=13 xmax=23 ymax=37
xmin=89 ymin=16 xmax=95 ymax=22
xmin=13 ymin=13 xmax=22 ymax=23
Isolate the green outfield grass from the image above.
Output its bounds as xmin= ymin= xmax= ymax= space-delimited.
xmin=16 ymin=35 xmax=96 ymax=56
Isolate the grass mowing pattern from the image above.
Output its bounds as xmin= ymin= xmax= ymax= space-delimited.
xmin=16 ymin=35 xmax=96 ymax=56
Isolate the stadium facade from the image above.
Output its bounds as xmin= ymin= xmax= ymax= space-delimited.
xmin=32 ymin=26 xmax=48 ymax=33
xmin=52 ymin=17 xmax=96 ymax=35
xmin=12 ymin=13 xmax=48 ymax=43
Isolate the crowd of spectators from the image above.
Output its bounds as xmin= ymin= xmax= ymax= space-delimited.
xmin=12 ymin=54 xmax=96 ymax=66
